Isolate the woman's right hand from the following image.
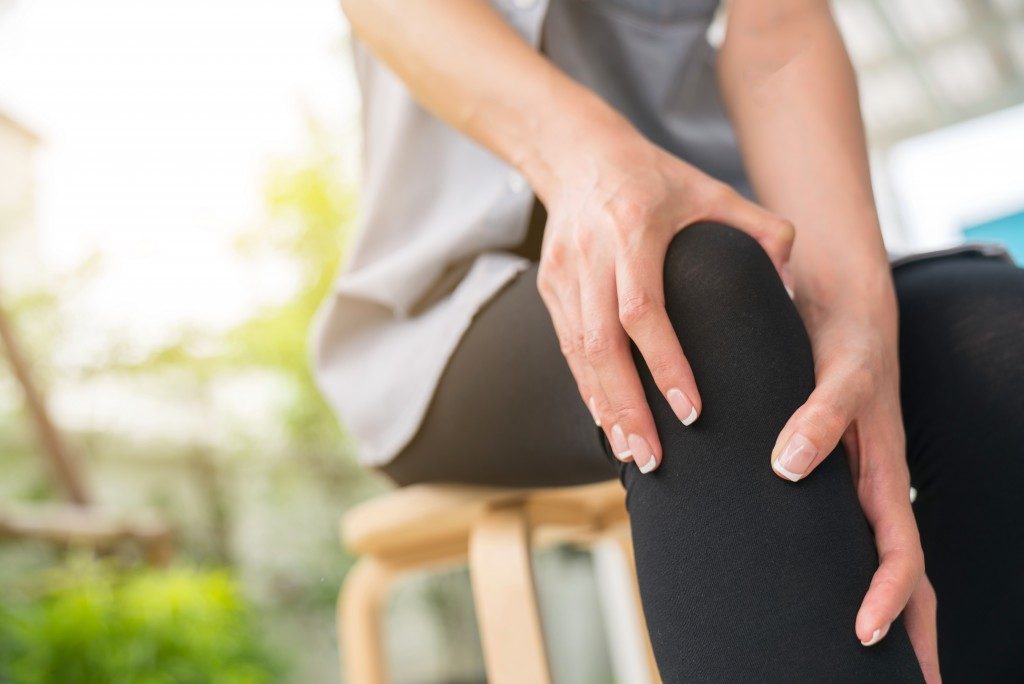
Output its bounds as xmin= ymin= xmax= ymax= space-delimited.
xmin=534 ymin=129 xmax=795 ymax=473
xmin=345 ymin=0 xmax=793 ymax=473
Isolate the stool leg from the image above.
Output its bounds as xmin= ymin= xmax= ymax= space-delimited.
xmin=614 ymin=528 xmax=661 ymax=684
xmin=338 ymin=556 xmax=395 ymax=684
xmin=469 ymin=506 xmax=553 ymax=684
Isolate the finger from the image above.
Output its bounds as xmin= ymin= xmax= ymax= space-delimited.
xmin=770 ymin=367 xmax=867 ymax=482
xmin=904 ymin=577 xmax=941 ymax=682
xmin=536 ymin=266 xmax=608 ymax=431
xmin=550 ymin=273 xmax=620 ymax=439
xmin=856 ymin=542 xmax=921 ymax=647
xmin=702 ymin=184 xmax=795 ymax=291
xmin=615 ymin=238 xmax=702 ymax=427
xmin=579 ymin=249 xmax=661 ymax=473
xmin=855 ymin=433 xmax=924 ymax=647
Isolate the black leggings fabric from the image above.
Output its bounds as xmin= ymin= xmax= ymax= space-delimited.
xmin=383 ymin=224 xmax=1024 ymax=682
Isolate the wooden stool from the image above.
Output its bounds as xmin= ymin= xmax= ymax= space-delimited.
xmin=337 ymin=480 xmax=661 ymax=684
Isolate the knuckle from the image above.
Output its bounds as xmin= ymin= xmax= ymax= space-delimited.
xmin=809 ymin=402 xmax=847 ymax=438
xmin=873 ymin=573 xmax=900 ymax=591
xmin=573 ymin=331 xmax=590 ymax=358
xmin=910 ymin=550 xmax=926 ymax=580
xmin=572 ymin=226 xmax=596 ymax=258
xmin=696 ymin=182 xmax=732 ymax=215
xmin=536 ymin=276 xmax=554 ymax=302
xmin=646 ymin=353 xmax=679 ymax=382
xmin=609 ymin=215 xmax=640 ymax=246
xmin=558 ymin=332 xmax=579 ymax=359
xmin=762 ymin=217 xmax=796 ymax=253
xmin=582 ymin=326 xmax=616 ymax=361
xmin=774 ymin=217 xmax=796 ymax=245
xmin=536 ymin=263 xmax=557 ymax=295
xmin=611 ymin=399 xmax=645 ymax=424
xmin=608 ymin=195 xmax=656 ymax=230
xmin=543 ymin=238 xmax=568 ymax=270
xmin=618 ymin=290 xmax=658 ymax=330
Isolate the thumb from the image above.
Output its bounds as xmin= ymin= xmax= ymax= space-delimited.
xmin=704 ymin=186 xmax=795 ymax=291
xmin=771 ymin=375 xmax=861 ymax=482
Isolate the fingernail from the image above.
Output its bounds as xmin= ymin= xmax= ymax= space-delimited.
xmin=772 ymin=432 xmax=817 ymax=482
xmin=782 ymin=263 xmax=796 ymax=299
xmin=588 ymin=396 xmax=601 ymax=426
xmin=667 ymin=388 xmax=698 ymax=426
xmin=610 ymin=424 xmax=633 ymax=461
xmin=861 ymin=622 xmax=890 ymax=647
xmin=628 ymin=434 xmax=657 ymax=474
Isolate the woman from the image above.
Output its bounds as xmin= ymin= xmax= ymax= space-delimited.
xmin=315 ymin=0 xmax=1024 ymax=680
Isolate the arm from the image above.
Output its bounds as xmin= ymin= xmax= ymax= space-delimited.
xmin=343 ymin=0 xmax=794 ymax=471
xmin=341 ymin=0 xmax=617 ymax=200
xmin=718 ymin=0 xmax=891 ymax=328
xmin=719 ymin=2 xmax=938 ymax=678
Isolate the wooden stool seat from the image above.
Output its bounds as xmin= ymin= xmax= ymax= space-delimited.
xmin=342 ymin=480 xmax=627 ymax=562
xmin=337 ymin=479 xmax=659 ymax=684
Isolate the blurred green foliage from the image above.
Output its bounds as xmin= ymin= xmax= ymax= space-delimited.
xmin=111 ymin=122 xmax=358 ymax=449
xmin=228 ymin=125 xmax=355 ymax=445
xmin=0 ymin=562 xmax=284 ymax=684
xmin=0 ymin=124 xmax=366 ymax=682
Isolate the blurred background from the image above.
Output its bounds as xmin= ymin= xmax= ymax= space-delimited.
xmin=0 ymin=1 xmax=1021 ymax=682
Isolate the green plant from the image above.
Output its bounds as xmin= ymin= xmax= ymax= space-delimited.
xmin=0 ymin=563 xmax=285 ymax=684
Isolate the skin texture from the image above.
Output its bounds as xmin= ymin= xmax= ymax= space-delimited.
xmin=340 ymin=0 xmax=939 ymax=679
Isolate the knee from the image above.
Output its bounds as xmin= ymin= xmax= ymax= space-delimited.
xmin=897 ymin=256 xmax=1024 ymax=353
xmin=659 ymin=223 xmax=804 ymax=359
xmin=897 ymin=257 xmax=1024 ymax=376
xmin=896 ymin=255 xmax=1024 ymax=425
xmin=662 ymin=223 xmax=786 ymax=317
xmin=896 ymin=257 xmax=1024 ymax=491
xmin=656 ymin=223 xmax=814 ymax=423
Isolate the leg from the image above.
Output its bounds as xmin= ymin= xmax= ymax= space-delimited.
xmin=469 ymin=505 xmax=553 ymax=684
xmin=382 ymin=254 xmax=617 ymax=488
xmin=338 ymin=557 xmax=396 ymax=684
xmin=895 ymin=254 xmax=1024 ymax=682
xmin=385 ymin=224 xmax=923 ymax=681
xmin=623 ymin=224 xmax=923 ymax=681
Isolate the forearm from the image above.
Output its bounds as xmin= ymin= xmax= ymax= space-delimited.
xmin=341 ymin=0 xmax=634 ymax=202
xmin=718 ymin=0 xmax=895 ymax=336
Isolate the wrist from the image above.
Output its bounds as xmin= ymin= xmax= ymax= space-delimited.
xmin=793 ymin=239 xmax=895 ymax=321
xmin=516 ymin=85 xmax=641 ymax=205
xmin=799 ymin=267 xmax=899 ymax=356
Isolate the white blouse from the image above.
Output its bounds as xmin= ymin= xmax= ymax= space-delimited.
xmin=313 ymin=0 xmax=768 ymax=465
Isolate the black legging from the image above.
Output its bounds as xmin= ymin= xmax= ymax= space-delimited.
xmin=383 ymin=224 xmax=1024 ymax=682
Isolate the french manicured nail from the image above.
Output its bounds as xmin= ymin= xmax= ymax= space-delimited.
xmin=588 ymin=396 xmax=601 ymax=426
xmin=772 ymin=432 xmax=817 ymax=482
xmin=667 ymin=388 xmax=698 ymax=426
xmin=782 ymin=263 xmax=796 ymax=299
xmin=861 ymin=622 xmax=890 ymax=647
xmin=610 ymin=424 xmax=632 ymax=461
xmin=628 ymin=434 xmax=657 ymax=474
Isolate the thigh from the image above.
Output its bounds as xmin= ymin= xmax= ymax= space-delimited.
xmin=382 ymin=261 xmax=618 ymax=488
xmin=895 ymin=252 xmax=1024 ymax=681
xmin=896 ymin=252 xmax=1024 ymax=475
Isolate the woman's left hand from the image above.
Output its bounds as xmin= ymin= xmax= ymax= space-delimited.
xmin=770 ymin=309 xmax=941 ymax=682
